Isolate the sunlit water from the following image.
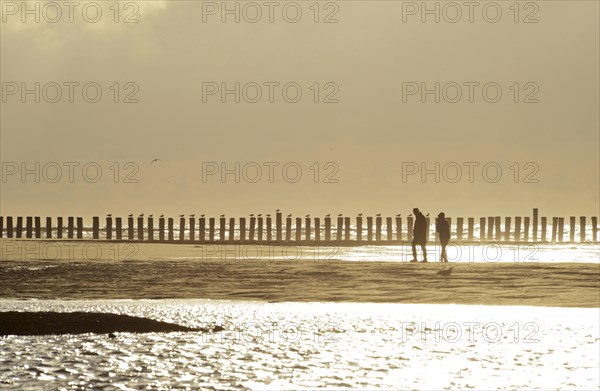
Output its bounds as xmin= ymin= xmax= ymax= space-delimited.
xmin=1 ymin=299 xmax=599 ymax=390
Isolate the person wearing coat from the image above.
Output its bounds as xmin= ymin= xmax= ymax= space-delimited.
xmin=410 ymin=208 xmax=427 ymax=262
xmin=436 ymin=212 xmax=450 ymax=263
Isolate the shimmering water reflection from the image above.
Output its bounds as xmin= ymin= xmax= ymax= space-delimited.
xmin=1 ymin=300 xmax=598 ymax=389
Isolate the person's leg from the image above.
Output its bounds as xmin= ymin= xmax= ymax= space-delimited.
xmin=441 ymin=244 xmax=447 ymax=262
xmin=411 ymin=241 xmax=418 ymax=261
xmin=421 ymin=242 xmax=427 ymax=262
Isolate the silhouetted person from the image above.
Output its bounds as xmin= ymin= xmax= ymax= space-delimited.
xmin=436 ymin=212 xmax=450 ymax=262
xmin=410 ymin=208 xmax=427 ymax=262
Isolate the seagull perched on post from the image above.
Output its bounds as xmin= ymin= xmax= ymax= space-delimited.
xmin=287 ymin=214 xmax=292 ymax=218
xmin=179 ymin=214 xmax=184 ymax=218
xmin=148 ymin=214 xmax=153 ymax=218
xmin=258 ymin=214 xmax=262 ymax=217
xmin=325 ymin=214 xmax=331 ymax=217
xmin=190 ymin=214 xmax=195 ymax=218
xmin=396 ymin=214 xmax=401 ymax=217
xmin=426 ymin=213 xmax=430 ymax=217
xmin=250 ymin=214 xmax=254 ymax=217
xmin=358 ymin=213 xmax=363 ymax=217
xmin=376 ymin=213 xmax=381 ymax=217
xmin=128 ymin=214 xmax=133 ymax=218
xmin=305 ymin=214 xmax=310 ymax=218
xmin=220 ymin=214 xmax=225 ymax=218
xmin=266 ymin=214 xmax=271 ymax=218
xmin=200 ymin=214 xmax=205 ymax=218
xmin=107 ymin=214 xmax=112 ymax=217
xmin=408 ymin=213 xmax=413 ymax=217
xmin=337 ymin=213 xmax=343 ymax=217
xmin=159 ymin=214 xmax=164 ymax=218
xmin=138 ymin=213 xmax=144 ymax=217
xmin=276 ymin=209 xmax=280 ymax=213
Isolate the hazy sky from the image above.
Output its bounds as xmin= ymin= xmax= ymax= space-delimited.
xmin=1 ymin=0 xmax=598 ymax=219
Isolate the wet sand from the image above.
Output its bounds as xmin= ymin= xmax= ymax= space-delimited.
xmin=1 ymin=251 xmax=598 ymax=307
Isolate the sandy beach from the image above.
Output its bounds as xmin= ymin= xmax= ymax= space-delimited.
xmin=1 ymin=240 xmax=598 ymax=307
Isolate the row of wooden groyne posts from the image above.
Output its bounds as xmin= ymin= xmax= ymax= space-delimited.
xmin=0 ymin=209 xmax=598 ymax=244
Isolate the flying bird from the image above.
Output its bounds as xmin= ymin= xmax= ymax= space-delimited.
xmin=437 ymin=267 xmax=453 ymax=276
xmin=151 ymin=158 xmax=161 ymax=164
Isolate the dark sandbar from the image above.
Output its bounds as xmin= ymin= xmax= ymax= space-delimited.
xmin=0 ymin=311 xmax=223 ymax=336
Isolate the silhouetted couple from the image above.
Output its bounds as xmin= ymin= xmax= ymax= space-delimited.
xmin=410 ymin=208 xmax=449 ymax=263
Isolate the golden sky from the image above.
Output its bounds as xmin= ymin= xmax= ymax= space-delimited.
xmin=1 ymin=1 xmax=598 ymax=218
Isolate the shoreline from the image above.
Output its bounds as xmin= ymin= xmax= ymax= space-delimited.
xmin=2 ymin=260 xmax=598 ymax=308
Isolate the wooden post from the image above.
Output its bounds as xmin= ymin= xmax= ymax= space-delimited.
xmin=249 ymin=217 xmax=256 ymax=241
xmin=7 ymin=216 xmax=13 ymax=238
xmin=479 ymin=218 xmax=485 ymax=242
xmin=198 ymin=218 xmax=205 ymax=242
xmin=15 ymin=217 xmax=23 ymax=238
xmin=456 ymin=217 xmax=463 ymax=241
xmin=220 ymin=217 xmax=226 ymax=241
xmin=551 ymin=217 xmax=558 ymax=242
xmin=138 ymin=217 xmax=144 ymax=241
xmin=532 ymin=208 xmax=539 ymax=242
xmin=46 ymin=217 xmax=52 ymax=239
xmin=128 ymin=217 xmax=135 ymax=240
xmin=396 ymin=216 xmax=402 ymax=241
xmin=34 ymin=217 xmax=41 ymax=238
xmin=189 ymin=218 xmax=195 ymax=241
xmin=148 ymin=217 xmax=155 ymax=241
xmin=295 ymin=218 xmax=302 ymax=242
xmin=336 ymin=216 xmax=343 ymax=241
xmin=276 ymin=212 xmax=282 ymax=241
xmin=25 ymin=216 xmax=33 ymax=238
xmin=179 ymin=217 xmax=185 ymax=241
xmin=56 ymin=217 xmax=62 ymax=239
xmin=579 ymin=216 xmax=586 ymax=242
xmin=386 ymin=217 xmax=393 ymax=241
xmin=524 ymin=217 xmax=530 ymax=242
xmin=76 ymin=217 xmax=83 ymax=239
xmin=342 ymin=217 xmax=349 ymax=241
xmin=67 ymin=216 xmax=74 ymax=239
xmin=306 ymin=217 xmax=312 ymax=241
xmin=558 ymin=217 xmax=564 ymax=242
xmin=266 ymin=216 xmax=272 ymax=241
xmin=356 ymin=216 xmax=363 ymax=241
xmin=158 ymin=217 xmax=165 ymax=241
xmin=407 ymin=216 xmax=413 ymax=240
xmin=229 ymin=218 xmax=235 ymax=241
xmin=314 ymin=218 xmax=320 ymax=241
xmin=592 ymin=217 xmax=598 ymax=242
xmin=239 ymin=218 xmax=245 ymax=241
xmin=541 ymin=217 xmax=547 ymax=242
xmin=106 ymin=217 xmax=113 ymax=240
xmin=569 ymin=216 xmax=576 ymax=243
xmin=258 ymin=217 xmax=264 ymax=241
xmin=325 ymin=216 xmax=331 ymax=241
xmin=376 ymin=217 xmax=382 ymax=242
xmin=168 ymin=218 xmax=174 ymax=241
xmin=116 ymin=217 xmax=123 ymax=240
xmin=209 ymin=218 xmax=216 ymax=241
xmin=494 ymin=217 xmax=501 ymax=241
xmin=92 ymin=217 xmax=99 ymax=239
xmin=367 ymin=217 xmax=373 ymax=241
xmin=504 ymin=217 xmax=511 ymax=241
xmin=514 ymin=217 xmax=522 ymax=242
xmin=467 ymin=218 xmax=474 ymax=241
xmin=285 ymin=217 xmax=292 ymax=241
xmin=487 ymin=217 xmax=494 ymax=241
xmin=0 ymin=216 xmax=3 ymax=238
